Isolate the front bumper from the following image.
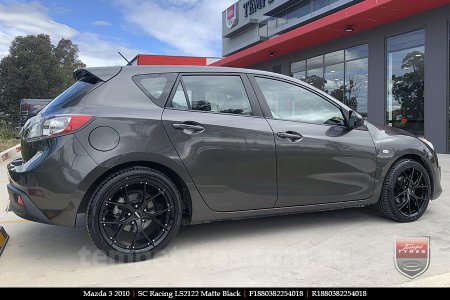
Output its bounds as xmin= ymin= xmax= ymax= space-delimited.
xmin=431 ymin=164 xmax=442 ymax=200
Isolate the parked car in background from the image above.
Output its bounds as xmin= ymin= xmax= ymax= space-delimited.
xmin=7 ymin=66 xmax=442 ymax=262
xmin=19 ymin=99 xmax=52 ymax=127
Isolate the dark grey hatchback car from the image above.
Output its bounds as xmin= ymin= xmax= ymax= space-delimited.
xmin=7 ymin=66 xmax=442 ymax=261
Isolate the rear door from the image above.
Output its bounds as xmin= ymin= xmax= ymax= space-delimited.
xmin=250 ymin=75 xmax=377 ymax=207
xmin=162 ymin=73 xmax=277 ymax=212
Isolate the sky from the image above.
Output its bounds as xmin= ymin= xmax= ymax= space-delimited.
xmin=0 ymin=0 xmax=235 ymax=67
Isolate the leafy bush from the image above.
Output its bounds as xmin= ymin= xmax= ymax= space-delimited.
xmin=0 ymin=126 xmax=16 ymax=139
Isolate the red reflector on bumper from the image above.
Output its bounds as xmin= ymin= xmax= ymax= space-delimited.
xmin=17 ymin=195 xmax=24 ymax=206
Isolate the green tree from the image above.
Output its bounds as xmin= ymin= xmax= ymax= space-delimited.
xmin=55 ymin=38 xmax=85 ymax=87
xmin=329 ymin=75 xmax=363 ymax=112
xmin=305 ymin=74 xmax=326 ymax=90
xmin=0 ymin=34 xmax=85 ymax=126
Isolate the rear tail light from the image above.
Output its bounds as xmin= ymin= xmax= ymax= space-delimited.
xmin=27 ymin=115 xmax=94 ymax=140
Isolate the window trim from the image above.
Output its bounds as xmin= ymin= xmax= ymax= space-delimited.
xmin=248 ymin=74 xmax=349 ymax=127
xmin=164 ymin=73 xmax=264 ymax=118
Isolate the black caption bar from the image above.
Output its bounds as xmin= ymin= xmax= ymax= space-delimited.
xmin=0 ymin=288 xmax=440 ymax=298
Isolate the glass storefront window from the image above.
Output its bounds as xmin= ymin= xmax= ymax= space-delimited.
xmin=298 ymin=1 xmax=312 ymax=18
xmin=259 ymin=24 xmax=268 ymax=37
xmin=324 ymin=63 xmax=345 ymax=103
xmin=345 ymin=44 xmax=368 ymax=61
xmin=272 ymin=65 xmax=282 ymax=74
xmin=324 ymin=50 xmax=345 ymax=102
xmin=293 ymin=71 xmax=306 ymax=81
xmin=346 ymin=58 xmax=368 ymax=117
xmin=386 ymin=29 xmax=425 ymax=136
xmin=313 ymin=0 xmax=329 ymax=11
xmin=291 ymin=60 xmax=306 ymax=81
xmin=268 ymin=17 xmax=276 ymax=35
xmin=277 ymin=12 xmax=287 ymax=27
xmin=290 ymin=44 xmax=369 ymax=116
xmin=306 ymin=55 xmax=325 ymax=90
xmin=287 ymin=6 xmax=298 ymax=23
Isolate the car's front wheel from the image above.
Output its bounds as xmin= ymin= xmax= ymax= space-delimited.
xmin=86 ymin=167 xmax=182 ymax=262
xmin=376 ymin=159 xmax=431 ymax=222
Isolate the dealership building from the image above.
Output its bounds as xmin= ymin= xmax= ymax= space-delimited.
xmin=213 ymin=0 xmax=450 ymax=153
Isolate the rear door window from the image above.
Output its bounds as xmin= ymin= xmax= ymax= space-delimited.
xmin=167 ymin=75 xmax=252 ymax=116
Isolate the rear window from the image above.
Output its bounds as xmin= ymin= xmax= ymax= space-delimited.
xmin=132 ymin=73 xmax=177 ymax=107
xmin=40 ymin=78 xmax=99 ymax=114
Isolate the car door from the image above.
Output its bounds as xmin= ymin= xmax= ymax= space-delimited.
xmin=250 ymin=75 xmax=377 ymax=207
xmin=162 ymin=73 xmax=277 ymax=212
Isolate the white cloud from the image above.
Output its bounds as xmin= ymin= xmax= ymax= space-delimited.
xmin=0 ymin=1 xmax=77 ymax=56
xmin=91 ymin=20 xmax=112 ymax=27
xmin=0 ymin=2 xmax=140 ymax=67
xmin=115 ymin=0 xmax=235 ymax=57
xmin=76 ymin=32 xmax=141 ymax=67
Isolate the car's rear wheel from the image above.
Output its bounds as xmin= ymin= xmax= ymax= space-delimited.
xmin=86 ymin=167 xmax=182 ymax=262
xmin=376 ymin=159 xmax=431 ymax=222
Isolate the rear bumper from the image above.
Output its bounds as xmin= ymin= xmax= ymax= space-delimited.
xmin=7 ymin=135 xmax=98 ymax=227
xmin=7 ymin=183 xmax=51 ymax=225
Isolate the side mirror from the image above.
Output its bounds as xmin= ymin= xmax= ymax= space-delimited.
xmin=348 ymin=110 xmax=364 ymax=128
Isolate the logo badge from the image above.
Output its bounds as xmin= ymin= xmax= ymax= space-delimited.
xmin=395 ymin=237 xmax=430 ymax=279
xmin=226 ymin=3 xmax=238 ymax=29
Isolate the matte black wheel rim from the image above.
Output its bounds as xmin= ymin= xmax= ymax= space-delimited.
xmin=98 ymin=178 xmax=175 ymax=252
xmin=393 ymin=167 xmax=429 ymax=217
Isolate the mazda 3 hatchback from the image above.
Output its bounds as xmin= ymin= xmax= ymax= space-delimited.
xmin=7 ymin=66 xmax=442 ymax=261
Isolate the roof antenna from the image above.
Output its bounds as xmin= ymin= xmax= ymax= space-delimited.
xmin=118 ymin=51 xmax=131 ymax=66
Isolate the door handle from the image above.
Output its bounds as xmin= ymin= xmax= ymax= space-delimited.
xmin=172 ymin=123 xmax=205 ymax=133
xmin=277 ymin=131 xmax=303 ymax=142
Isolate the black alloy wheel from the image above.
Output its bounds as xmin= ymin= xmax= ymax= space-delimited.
xmin=87 ymin=167 xmax=182 ymax=262
xmin=377 ymin=159 xmax=431 ymax=222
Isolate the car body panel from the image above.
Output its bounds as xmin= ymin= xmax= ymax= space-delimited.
xmin=6 ymin=65 xmax=442 ymax=228
xmin=8 ymin=135 xmax=98 ymax=227
xmin=162 ymin=108 xmax=277 ymax=211
xmin=267 ymin=119 xmax=376 ymax=207
xmin=365 ymin=122 xmax=442 ymax=200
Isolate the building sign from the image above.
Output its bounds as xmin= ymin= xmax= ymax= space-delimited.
xmin=243 ymin=0 xmax=274 ymax=17
xmin=226 ymin=3 xmax=239 ymax=29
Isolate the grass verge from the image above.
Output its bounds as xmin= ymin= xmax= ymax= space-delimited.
xmin=0 ymin=138 xmax=19 ymax=152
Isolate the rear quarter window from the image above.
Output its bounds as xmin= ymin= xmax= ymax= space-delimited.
xmin=132 ymin=73 xmax=177 ymax=107
xmin=40 ymin=77 xmax=99 ymax=114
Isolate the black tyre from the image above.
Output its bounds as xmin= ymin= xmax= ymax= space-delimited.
xmin=86 ymin=167 xmax=182 ymax=262
xmin=376 ymin=159 xmax=431 ymax=222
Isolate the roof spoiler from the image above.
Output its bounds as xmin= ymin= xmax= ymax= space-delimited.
xmin=73 ymin=66 xmax=122 ymax=82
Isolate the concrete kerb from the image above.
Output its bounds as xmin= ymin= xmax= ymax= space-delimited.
xmin=0 ymin=144 xmax=21 ymax=163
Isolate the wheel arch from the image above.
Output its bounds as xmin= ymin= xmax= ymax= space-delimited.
xmin=77 ymin=160 xmax=193 ymax=224
xmin=385 ymin=153 xmax=434 ymax=198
